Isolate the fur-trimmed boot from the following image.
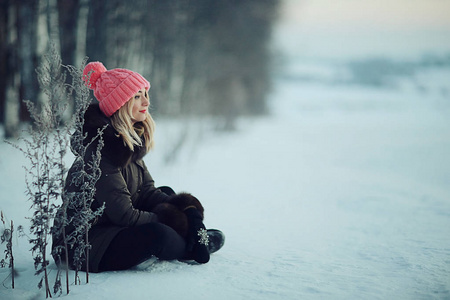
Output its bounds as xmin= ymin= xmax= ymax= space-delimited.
xmin=184 ymin=207 xmax=210 ymax=264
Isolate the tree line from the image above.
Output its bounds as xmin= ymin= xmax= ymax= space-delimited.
xmin=0 ymin=0 xmax=280 ymax=138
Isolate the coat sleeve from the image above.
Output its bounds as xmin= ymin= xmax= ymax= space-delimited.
xmin=95 ymin=159 xmax=158 ymax=227
xmin=134 ymin=160 xmax=170 ymax=212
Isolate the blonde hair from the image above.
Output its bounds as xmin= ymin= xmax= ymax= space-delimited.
xmin=110 ymin=98 xmax=155 ymax=153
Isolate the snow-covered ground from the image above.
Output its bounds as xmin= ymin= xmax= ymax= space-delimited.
xmin=1 ymin=56 xmax=449 ymax=299
xmin=2 ymin=9 xmax=450 ymax=297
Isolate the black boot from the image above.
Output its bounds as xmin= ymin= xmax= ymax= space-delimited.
xmin=206 ymin=229 xmax=225 ymax=254
xmin=184 ymin=208 xmax=210 ymax=264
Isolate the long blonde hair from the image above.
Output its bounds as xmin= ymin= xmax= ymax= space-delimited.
xmin=110 ymin=99 xmax=155 ymax=153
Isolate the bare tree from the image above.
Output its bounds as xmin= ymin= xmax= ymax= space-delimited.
xmin=4 ymin=0 xmax=20 ymax=139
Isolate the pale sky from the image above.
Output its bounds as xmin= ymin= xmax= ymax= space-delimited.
xmin=281 ymin=0 xmax=450 ymax=31
xmin=275 ymin=0 xmax=450 ymax=59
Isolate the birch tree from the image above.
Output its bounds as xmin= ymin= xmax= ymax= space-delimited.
xmin=4 ymin=1 xmax=20 ymax=139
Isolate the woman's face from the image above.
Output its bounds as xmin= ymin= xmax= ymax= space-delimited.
xmin=131 ymin=88 xmax=149 ymax=123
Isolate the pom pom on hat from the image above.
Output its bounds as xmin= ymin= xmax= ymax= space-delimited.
xmin=83 ymin=61 xmax=107 ymax=89
xmin=82 ymin=61 xmax=150 ymax=117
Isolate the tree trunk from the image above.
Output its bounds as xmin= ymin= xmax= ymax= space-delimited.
xmin=57 ymin=0 xmax=79 ymax=67
xmin=0 ymin=0 xmax=8 ymax=125
xmin=35 ymin=0 xmax=49 ymax=108
xmin=86 ymin=0 xmax=107 ymax=63
xmin=4 ymin=1 xmax=20 ymax=139
xmin=18 ymin=0 xmax=38 ymax=106
xmin=75 ymin=0 xmax=89 ymax=68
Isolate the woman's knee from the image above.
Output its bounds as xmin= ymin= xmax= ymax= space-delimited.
xmin=152 ymin=203 xmax=189 ymax=238
xmin=141 ymin=223 xmax=186 ymax=260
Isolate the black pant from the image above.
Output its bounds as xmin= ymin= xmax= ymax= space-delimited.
xmin=98 ymin=222 xmax=186 ymax=272
xmin=98 ymin=186 xmax=183 ymax=272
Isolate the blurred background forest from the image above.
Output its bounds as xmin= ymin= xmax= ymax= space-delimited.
xmin=0 ymin=0 xmax=279 ymax=138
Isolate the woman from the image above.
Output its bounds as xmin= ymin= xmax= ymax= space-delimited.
xmin=52 ymin=61 xmax=224 ymax=273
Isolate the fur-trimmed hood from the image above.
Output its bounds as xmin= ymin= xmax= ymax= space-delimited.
xmin=72 ymin=104 xmax=147 ymax=168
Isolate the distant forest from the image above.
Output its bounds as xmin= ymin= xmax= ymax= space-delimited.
xmin=0 ymin=0 xmax=279 ymax=138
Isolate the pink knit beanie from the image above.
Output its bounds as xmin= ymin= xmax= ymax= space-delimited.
xmin=83 ymin=61 xmax=150 ymax=117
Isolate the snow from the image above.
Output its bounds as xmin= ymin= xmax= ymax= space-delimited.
xmin=1 ymin=66 xmax=450 ymax=299
xmin=2 ymin=23 xmax=450 ymax=300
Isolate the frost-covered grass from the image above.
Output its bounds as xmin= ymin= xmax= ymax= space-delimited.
xmin=1 ymin=61 xmax=450 ymax=299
